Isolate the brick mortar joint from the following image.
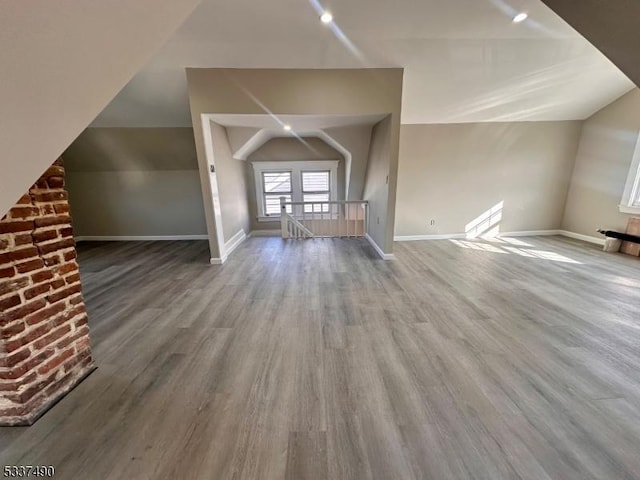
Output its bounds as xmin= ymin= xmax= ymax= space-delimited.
xmin=0 ymin=158 xmax=93 ymax=418
xmin=0 ymin=360 xmax=94 ymax=415
xmin=3 ymin=294 xmax=84 ymax=326
xmin=0 ymin=311 xmax=88 ymax=372
xmin=0 ymin=263 xmax=65 ymax=294
xmin=3 ymin=348 xmax=91 ymax=394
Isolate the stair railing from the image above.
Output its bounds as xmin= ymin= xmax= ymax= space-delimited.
xmin=279 ymin=196 xmax=368 ymax=239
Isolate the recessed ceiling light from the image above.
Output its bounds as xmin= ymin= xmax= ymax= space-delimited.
xmin=513 ymin=12 xmax=528 ymax=23
xmin=320 ymin=12 xmax=333 ymax=24
xmin=283 ymin=124 xmax=292 ymax=131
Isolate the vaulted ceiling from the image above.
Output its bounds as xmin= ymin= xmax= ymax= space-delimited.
xmin=92 ymin=0 xmax=633 ymax=127
xmin=541 ymin=0 xmax=640 ymax=89
xmin=0 ymin=0 xmax=201 ymax=216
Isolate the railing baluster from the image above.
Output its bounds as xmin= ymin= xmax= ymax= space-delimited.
xmin=279 ymin=200 xmax=368 ymax=240
xmin=353 ymin=204 xmax=357 ymax=237
xmin=346 ymin=203 xmax=350 ymax=238
xmin=332 ymin=203 xmax=336 ymax=238
xmin=344 ymin=204 xmax=347 ymax=238
xmin=363 ymin=204 xmax=368 ymax=236
xmin=280 ymin=197 xmax=288 ymax=239
xmin=352 ymin=204 xmax=356 ymax=238
xmin=312 ymin=203 xmax=316 ymax=238
xmin=354 ymin=204 xmax=357 ymax=237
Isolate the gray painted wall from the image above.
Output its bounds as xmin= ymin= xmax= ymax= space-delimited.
xmin=395 ymin=121 xmax=582 ymax=237
xmin=63 ymin=128 xmax=207 ymax=238
xmin=323 ymin=125 xmax=373 ymax=200
xmin=67 ymin=170 xmax=206 ymax=237
xmin=210 ymin=122 xmax=251 ymax=242
xmin=363 ymin=116 xmax=394 ymax=250
xmin=562 ymin=88 xmax=640 ymax=237
xmin=65 ymin=95 xmax=636 ymax=245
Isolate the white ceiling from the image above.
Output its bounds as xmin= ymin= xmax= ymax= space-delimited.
xmin=92 ymin=0 xmax=634 ymax=127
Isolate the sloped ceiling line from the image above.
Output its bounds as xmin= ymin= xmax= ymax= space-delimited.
xmin=232 ymin=128 xmax=354 ymax=200
xmin=0 ymin=0 xmax=202 ymax=216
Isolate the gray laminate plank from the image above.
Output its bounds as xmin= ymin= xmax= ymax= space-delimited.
xmin=285 ymin=431 xmax=327 ymax=480
xmin=0 ymin=236 xmax=639 ymax=479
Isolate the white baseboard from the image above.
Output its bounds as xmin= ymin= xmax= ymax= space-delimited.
xmin=394 ymin=230 xmax=561 ymax=242
xmin=500 ymin=230 xmax=561 ymax=237
xmin=224 ymin=229 xmax=247 ymax=258
xmin=75 ymin=235 xmax=208 ymax=242
xmin=394 ymin=233 xmax=466 ymax=241
xmin=212 ymin=229 xmax=248 ymax=265
xmin=393 ymin=229 xmax=608 ymax=247
xmin=365 ymin=234 xmax=395 ymax=260
xmin=558 ymin=230 xmax=606 ymax=246
xmin=249 ymin=229 xmax=281 ymax=237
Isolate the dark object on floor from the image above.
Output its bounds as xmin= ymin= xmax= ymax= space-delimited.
xmin=598 ymin=229 xmax=640 ymax=244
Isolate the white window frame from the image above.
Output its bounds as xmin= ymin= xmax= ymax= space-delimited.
xmin=620 ymin=133 xmax=640 ymax=214
xmin=252 ymin=160 xmax=339 ymax=221
xmin=261 ymin=171 xmax=293 ymax=216
xmin=302 ymin=170 xmax=332 ymax=213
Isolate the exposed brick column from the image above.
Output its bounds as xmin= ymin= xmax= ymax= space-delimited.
xmin=0 ymin=159 xmax=94 ymax=425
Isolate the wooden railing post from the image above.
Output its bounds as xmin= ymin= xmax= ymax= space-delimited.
xmin=364 ymin=203 xmax=369 ymax=236
xmin=280 ymin=196 xmax=288 ymax=239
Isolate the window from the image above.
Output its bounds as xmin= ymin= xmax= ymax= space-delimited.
xmin=252 ymin=161 xmax=339 ymax=219
xmin=302 ymin=171 xmax=330 ymax=213
xmin=262 ymin=171 xmax=292 ymax=215
xmin=620 ymin=133 xmax=640 ymax=214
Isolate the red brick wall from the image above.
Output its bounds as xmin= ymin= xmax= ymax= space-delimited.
xmin=0 ymin=159 xmax=94 ymax=425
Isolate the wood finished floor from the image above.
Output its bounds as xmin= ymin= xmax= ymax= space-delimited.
xmin=1 ymin=235 xmax=640 ymax=479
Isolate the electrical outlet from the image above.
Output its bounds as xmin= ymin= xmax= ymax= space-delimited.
xmin=430 ymin=219 xmax=435 ymax=226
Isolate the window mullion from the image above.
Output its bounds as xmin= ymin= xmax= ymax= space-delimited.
xmin=253 ymin=161 xmax=337 ymax=218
